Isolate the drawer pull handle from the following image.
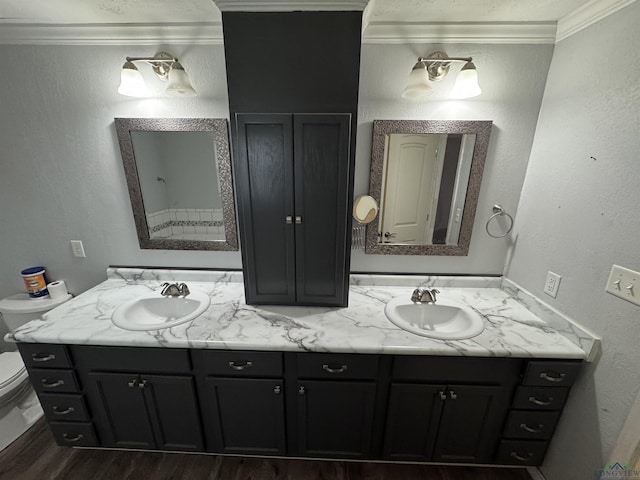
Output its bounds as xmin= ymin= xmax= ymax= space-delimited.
xmin=274 ymin=385 xmax=281 ymax=395
xmin=449 ymin=390 xmax=457 ymax=400
xmin=322 ymin=364 xmax=348 ymax=374
xmin=540 ymin=371 xmax=566 ymax=383
xmin=53 ymin=406 xmax=75 ymax=415
xmin=520 ymin=423 xmax=544 ymax=433
xmin=32 ymin=353 xmax=56 ymax=362
xmin=62 ymin=433 xmax=84 ymax=443
xmin=510 ymin=451 xmax=534 ymax=462
xmin=439 ymin=391 xmax=447 ymax=401
xmin=41 ymin=379 xmax=64 ymax=388
xmin=229 ymin=361 xmax=253 ymax=371
xmin=529 ymin=396 xmax=553 ymax=406
xmin=299 ymin=386 xmax=306 ymax=395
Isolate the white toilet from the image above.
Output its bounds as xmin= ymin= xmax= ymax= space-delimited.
xmin=0 ymin=293 xmax=71 ymax=451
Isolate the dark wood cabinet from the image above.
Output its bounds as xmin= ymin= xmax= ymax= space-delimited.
xmin=204 ymin=377 xmax=286 ymax=454
xmin=85 ymin=372 xmax=204 ymax=451
xmin=234 ymin=113 xmax=351 ymax=306
xmin=296 ymin=380 xmax=377 ymax=458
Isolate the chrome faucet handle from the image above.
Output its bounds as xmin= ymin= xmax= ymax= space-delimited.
xmin=160 ymin=282 xmax=181 ymax=297
xmin=178 ymin=283 xmax=190 ymax=297
xmin=411 ymin=288 xmax=425 ymax=303
xmin=423 ymin=288 xmax=440 ymax=303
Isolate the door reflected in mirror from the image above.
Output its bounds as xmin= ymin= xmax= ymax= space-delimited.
xmin=366 ymin=120 xmax=492 ymax=256
xmin=379 ymin=133 xmax=476 ymax=246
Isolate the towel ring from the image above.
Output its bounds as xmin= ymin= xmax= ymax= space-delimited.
xmin=485 ymin=204 xmax=514 ymax=238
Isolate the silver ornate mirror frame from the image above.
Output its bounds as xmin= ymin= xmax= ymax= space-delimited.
xmin=115 ymin=118 xmax=239 ymax=251
xmin=366 ymin=119 xmax=492 ymax=256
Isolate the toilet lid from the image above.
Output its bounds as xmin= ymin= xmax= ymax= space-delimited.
xmin=0 ymin=352 xmax=27 ymax=390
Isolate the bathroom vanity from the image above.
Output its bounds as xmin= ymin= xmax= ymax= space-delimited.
xmin=8 ymin=268 xmax=592 ymax=467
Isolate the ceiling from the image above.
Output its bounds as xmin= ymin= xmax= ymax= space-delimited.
xmin=0 ymin=0 xmax=591 ymax=24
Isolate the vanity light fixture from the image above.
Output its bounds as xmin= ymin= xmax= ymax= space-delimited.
xmin=117 ymin=52 xmax=197 ymax=98
xmin=402 ymin=51 xmax=481 ymax=100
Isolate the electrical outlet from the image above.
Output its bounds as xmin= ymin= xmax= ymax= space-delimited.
xmin=70 ymin=240 xmax=86 ymax=258
xmin=605 ymin=264 xmax=640 ymax=306
xmin=544 ymin=271 xmax=562 ymax=298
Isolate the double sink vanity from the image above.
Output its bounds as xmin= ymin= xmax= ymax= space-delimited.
xmin=8 ymin=267 xmax=591 ymax=468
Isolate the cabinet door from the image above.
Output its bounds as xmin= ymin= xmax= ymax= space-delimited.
xmin=205 ymin=377 xmax=286 ymax=454
xmin=235 ymin=114 xmax=296 ymax=304
xmin=297 ymin=380 xmax=376 ymax=458
xmin=433 ymin=385 xmax=511 ymax=463
xmin=85 ymin=372 xmax=156 ymax=449
xmin=142 ymin=375 xmax=204 ymax=452
xmin=382 ymin=383 xmax=445 ymax=460
xmin=293 ymin=114 xmax=351 ymax=306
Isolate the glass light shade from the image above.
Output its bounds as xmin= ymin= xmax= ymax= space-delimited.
xmin=402 ymin=65 xmax=433 ymax=99
xmin=117 ymin=62 xmax=150 ymax=97
xmin=449 ymin=62 xmax=482 ymax=99
xmin=166 ymin=63 xmax=197 ymax=97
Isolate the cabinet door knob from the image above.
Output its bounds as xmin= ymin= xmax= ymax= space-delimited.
xmin=528 ymin=396 xmax=553 ymax=406
xmin=322 ymin=364 xmax=347 ymax=374
xmin=520 ymin=423 xmax=544 ymax=434
xmin=274 ymin=385 xmax=281 ymax=395
xmin=286 ymin=216 xmax=293 ymax=224
xmin=138 ymin=380 xmax=149 ymax=389
xmin=52 ymin=406 xmax=75 ymax=416
xmin=229 ymin=361 xmax=253 ymax=371
xmin=449 ymin=390 xmax=457 ymax=400
xmin=298 ymin=386 xmax=306 ymax=395
xmin=41 ymin=379 xmax=64 ymax=388
xmin=295 ymin=216 xmax=302 ymax=224
xmin=539 ymin=371 xmax=566 ymax=383
xmin=32 ymin=353 xmax=56 ymax=362
xmin=439 ymin=391 xmax=447 ymax=401
xmin=128 ymin=379 xmax=139 ymax=388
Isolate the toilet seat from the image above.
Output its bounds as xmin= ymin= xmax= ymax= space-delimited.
xmin=0 ymin=352 xmax=28 ymax=403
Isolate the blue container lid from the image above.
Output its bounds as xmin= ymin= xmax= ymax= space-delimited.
xmin=21 ymin=266 xmax=45 ymax=275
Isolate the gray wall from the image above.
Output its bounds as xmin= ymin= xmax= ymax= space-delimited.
xmin=351 ymin=43 xmax=554 ymax=274
xmin=0 ymin=44 xmax=240 ymax=303
xmin=505 ymin=2 xmax=640 ymax=477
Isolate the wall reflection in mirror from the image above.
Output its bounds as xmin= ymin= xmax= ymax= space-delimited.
xmin=366 ymin=120 xmax=492 ymax=256
xmin=115 ymin=118 xmax=239 ymax=251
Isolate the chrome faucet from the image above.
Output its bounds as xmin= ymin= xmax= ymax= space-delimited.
xmin=411 ymin=288 xmax=440 ymax=304
xmin=161 ymin=282 xmax=190 ymax=297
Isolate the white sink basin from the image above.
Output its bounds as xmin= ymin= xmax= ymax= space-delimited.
xmin=111 ymin=291 xmax=211 ymax=331
xmin=385 ymin=296 xmax=485 ymax=340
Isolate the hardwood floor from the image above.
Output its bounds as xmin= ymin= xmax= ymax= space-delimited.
xmin=0 ymin=420 xmax=532 ymax=480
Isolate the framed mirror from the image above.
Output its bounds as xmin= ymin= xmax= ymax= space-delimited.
xmin=366 ymin=120 xmax=492 ymax=256
xmin=115 ymin=118 xmax=238 ymax=251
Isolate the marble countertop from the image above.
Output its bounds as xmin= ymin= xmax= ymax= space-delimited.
xmin=7 ymin=268 xmax=588 ymax=359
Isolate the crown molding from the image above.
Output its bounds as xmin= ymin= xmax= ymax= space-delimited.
xmin=556 ymin=0 xmax=637 ymax=42
xmin=362 ymin=22 xmax=557 ymax=45
xmin=0 ymin=23 xmax=223 ymax=45
xmin=213 ymin=0 xmax=369 ymax=11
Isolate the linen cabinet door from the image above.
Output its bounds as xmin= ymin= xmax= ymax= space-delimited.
xmin=205 ymin=377 xmax=286 ymax=455
xmin=85 ymin=372 xmax=156 ymax=449
xmin=141 ymin=374 xmax=204 ymax=452
xmin=235 ymin=113 xmax=296 ymax=305
xmin=433 ymin=385 xmax=511 ymax=463
xmin=296 ymin=380 xmax=376 ymax=458
xmin=293 ymin=114 xmax=351 ymax=306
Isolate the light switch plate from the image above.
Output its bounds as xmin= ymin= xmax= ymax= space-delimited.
xmin=70 ymin=240 xmax=86 ymax=258
xmin=605 ymin=264 xmax=640 ymax=306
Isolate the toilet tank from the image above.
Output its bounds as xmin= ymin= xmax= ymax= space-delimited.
xmin=0 ymin=293 xmax=72 ymax=332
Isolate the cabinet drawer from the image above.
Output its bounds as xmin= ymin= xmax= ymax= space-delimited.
xmin=39 ymin=394 xmax=91 ymax=422
xmin=49 ymin=422 xmax=99 ymax=447
xmin=296 ymin=353 xmax=379 ymax=380
xmin=392 ymin=356 xmax=523 ymax=384
xmin=70 ymin=345 xmax=191 ymax=373
xmin=495 ymin=440 xmax=548 ymax=466
xmin=503 ymin=411 xmax=560 ymax=440
xmin=522 ymin=361 xmax=581 ymax=387
xmin=512 ymin=386 xmax=569 ymax=410
xmin=19 ymin=343 xmax=71 ymax=369
xmin=29 ymin=369 xmax=80 ymax=394
xmin=192 ymin=350 xmax=282 ymax=377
